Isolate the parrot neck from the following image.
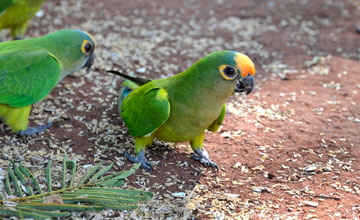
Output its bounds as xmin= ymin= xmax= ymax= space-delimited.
xmin=34 ymin=33 xmax=85 ymax=80
xmin=184 ymin=67 xmax=233 ymax=100
xmin=167 ymin=67 xmax=234 ymax=108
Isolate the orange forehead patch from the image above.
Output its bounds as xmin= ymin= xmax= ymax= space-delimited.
xmin=234 ymin=53 xmax=255 ymax=77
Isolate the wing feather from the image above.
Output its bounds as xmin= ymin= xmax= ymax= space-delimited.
xmin=121 ymin=85 xmax=170 ymax=137
xmin=0 ymin=50 xmax=61 ymax=107
xmin=0 ymin=0 xmax=13 ymax=14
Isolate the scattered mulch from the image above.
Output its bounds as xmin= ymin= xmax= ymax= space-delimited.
xmin=0 ymin=0 xmax=359 ymax=219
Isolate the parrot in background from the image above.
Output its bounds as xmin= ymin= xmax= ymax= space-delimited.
xmin=107 ymin=50 xmax=255 ymax=171
xmin=0 ymin=0 xmax=46 ymax=39
xmin=0 ymin=29 xmax=96 ymax=135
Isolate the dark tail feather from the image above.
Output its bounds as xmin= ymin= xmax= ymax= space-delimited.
xmin=107 ymin=70 xmax=152 ymax=86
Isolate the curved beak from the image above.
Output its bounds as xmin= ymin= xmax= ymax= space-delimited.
xmin=235 ymin=74 xmax=255 ymax=95
xmin=83 ymin=53 xmax=95 ymax=73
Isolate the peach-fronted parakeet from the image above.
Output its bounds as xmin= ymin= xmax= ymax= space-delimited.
xmin=108 ymin=50 xmax=255 ymax=171
xmin=0 ymin=0 xmax=46 ymax=39
xmin=0 ymin=29 xmax=96 ymax=135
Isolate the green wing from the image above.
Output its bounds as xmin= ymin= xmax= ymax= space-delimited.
xmin=0 ymin=50 xmax=61 ymax=107
xmin=0 ymin=0 xmax=13 ymax=14
xmin=207 ymin=104 xmax=226 ymax=132
xmin=121 ymin=85 xmax=170 ymax=137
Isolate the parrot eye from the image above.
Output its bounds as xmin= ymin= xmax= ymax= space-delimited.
xmin=81 ymin=40 xmax=94 ymax=55
xmin=84 ymin=43 xmax=93 ymax=53
xmin=219 ymin=65 xmax=237 ymax=80
xmin=224 ymin=66 xmax=236 ymax=77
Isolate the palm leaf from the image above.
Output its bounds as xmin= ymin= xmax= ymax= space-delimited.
xmin=67 ymin=160 xmax=77 ymax=187
xmin=17 ymin=203 xmax=102 ymax=211
xmin=61 ymin=155 xmax=67 ymax=189
xmin=80 ymin=160 xmax=104 ymax=184
xmin=89 ymin=162 xmax=114 ymax=183
xmin=46 ymin=160 xmax=52 ymax=192
xmin=0 ymin=156 xmax=152 ymax=219
xmin=18 ymin=162 xmax=42 ymax=194
xmin=12 ymin=162 xmax=33 ymax=196
xmin=7 ymin=168 xmax=23 ymax=197
xmin=5 ymin=172 xmax=12 ymax=196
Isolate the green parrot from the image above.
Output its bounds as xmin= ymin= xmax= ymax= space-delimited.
xmin=107 ymin=50 xmax=255 ymax=171
xmin=0 ymin=0 xmax=46 ymax=39
xmin=0 ymin=29 xmax=96 ymax=135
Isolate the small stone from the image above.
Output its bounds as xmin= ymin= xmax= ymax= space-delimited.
xmin=171 ymin=192 xmax=186 ymax=198
xmin=214 ymin=211 xmax=225 ymax=220
xmin=137 ymin=67 xmax=146 ymax=73
xmin=35 ymin=10 xmax=44 ymax=17
xmin=304 ymin=56 xmax=321 ymax=68
xmin=305 ymin=164 xmax=317 ymax=172
xmin=225 ymin=193 xmax=239 ymax=198
xmin=323 ymin=167 xmax=332 ymax=172
xmin=252 ymin=187 xmax=264 ymax=193
xmin=233 ymin=162 xmax=241 ymax=168
xmin=303 ymin=200 xmax=318 ymax=207
xmin=290 ymin=174 xmax=300 ymax=181
xmin=43 ymin=194 xmax=64 ymax=204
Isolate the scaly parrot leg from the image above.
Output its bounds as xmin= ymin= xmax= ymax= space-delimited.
xmin=190 ymin=132 xmax=218 ymax=170
xmin=191 ymin=148 xmax=218 ymax=170
xmin=124 ymin=135 xmax=154 ymax=171
xmin=124 ymin=150 xmax=152 ymax=172
xmin=18 ymin=122 xmax=52 ymax=136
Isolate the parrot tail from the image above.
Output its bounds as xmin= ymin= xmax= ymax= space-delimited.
xmin=107 ymin=70 xmax=153 ymax=115
xmin=107 ymin=70 xmax=152 ymax=86
xmin=108 ymin=70 xmax=150 ymax=115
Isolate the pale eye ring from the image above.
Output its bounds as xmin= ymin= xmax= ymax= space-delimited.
xmin=81 ymin=40 xmax=93 ymax=55
xmin=219 ymin=65 xmax=237 ymax=80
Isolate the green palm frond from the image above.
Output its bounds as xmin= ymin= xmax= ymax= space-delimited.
xmin=0 ymin=156 xmax=152 ymax=219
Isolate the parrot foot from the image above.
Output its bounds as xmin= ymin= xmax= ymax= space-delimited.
xmin=18 ymin=122 xmax=52 ymax=136
xmin=191 ymin=148 xmax=218 ymax=170
xmin=124 ymin=150 xmax=152 ymax=172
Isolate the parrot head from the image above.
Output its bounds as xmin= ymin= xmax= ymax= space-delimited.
xmin=232 ymin=52 xmax=255 ymax=95
xmin=45 ymin=30 xmax=96 ymax=76
xmin=193 ymin=50 xmax=255 ymax=98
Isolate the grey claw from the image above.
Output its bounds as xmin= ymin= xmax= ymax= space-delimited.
xmin=124 ymin=150 xmax=152 ymax=172
xmin=18 ymin=122 xmax=52 ymax=136
xmin=191 ymin=148 xmax=218 ymax=170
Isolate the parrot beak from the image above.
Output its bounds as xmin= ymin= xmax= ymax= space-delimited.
xmin=235 ymin=74 xmax=255 ymax=95
xmin=83 ymin=53 xmax=95 ymax=73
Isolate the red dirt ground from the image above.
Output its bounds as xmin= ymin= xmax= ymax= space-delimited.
xmin=0 ymin=0 xmax=359 ymax=219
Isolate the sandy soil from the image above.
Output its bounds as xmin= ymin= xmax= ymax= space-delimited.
xmin=0 ymin=0 xmax=359 ymax=219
